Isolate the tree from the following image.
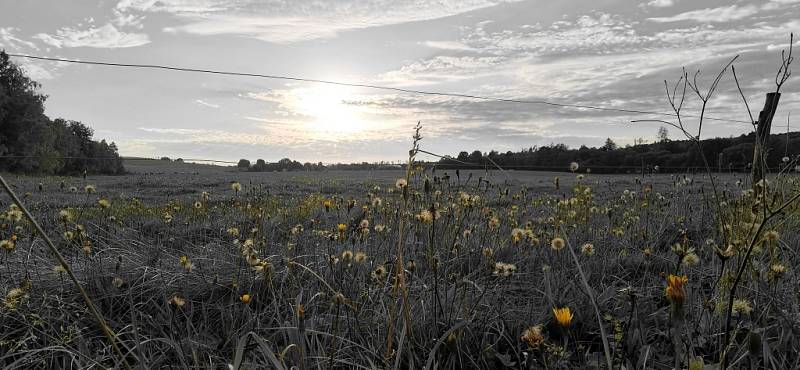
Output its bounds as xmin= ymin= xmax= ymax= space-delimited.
xmin=237 ymin=159 xmax=251 ymax=169
xmin=602 ymin=138 xmax=618 ymax=151
xmin=657 ymin=126 xmax=670 ymax=142
xmin=0 ymin=50 xmax=124 ymax=174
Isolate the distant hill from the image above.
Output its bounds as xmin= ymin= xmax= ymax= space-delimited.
xmin=436 ymin=132 xmax=800 ymax=173
xmin=0 ymin=50 xmax=124 ymax=175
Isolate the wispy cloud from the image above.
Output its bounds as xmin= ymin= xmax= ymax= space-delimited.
xmin=34 ymin=23 xmax=149 ymax=48
xmin=123 ymin=0 xmax=521 ymax=43
xmin=648 ymin=5 xmax=760 ymax=23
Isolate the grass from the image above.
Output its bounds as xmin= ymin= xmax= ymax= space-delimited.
xmin=0 ymin=159 xmax=799 ymax=369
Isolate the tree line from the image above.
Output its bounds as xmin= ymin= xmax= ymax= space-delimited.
xmin=436 ymin=131 xmax=800 ymax=173
xmin=0 ymin=50 xmax=124 ymax=175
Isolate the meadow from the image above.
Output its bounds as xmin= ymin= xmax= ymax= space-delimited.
xmin=0 ymin=158 xmax=799 ymax=369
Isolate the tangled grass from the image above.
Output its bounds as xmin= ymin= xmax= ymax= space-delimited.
xmin=1 ymin=159 xmax=799 ymax=369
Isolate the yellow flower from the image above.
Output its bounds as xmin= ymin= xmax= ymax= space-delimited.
xmin=240 ymin=293 xmax=251 ymax=303
xmin=84 ymin=185 xmax=96 ymax=194
xmin=550 ymin=237 xmax=565 ymax=251
xmin=97 ymin=198 xmax=111 ymax=209
xmin=665 ymin=274 xmax=688 ymax=305
xmin=231 ymin=182 xmax=242 ymax=192
xmin=341 ymin=250 xmax=353 ymax=262
xmin=0 ymin=239 xmax=14 ymax=251
xmin=323 ymin=199 xmax=333 ymax=211
xmin=371 ymin=265 xmax=388 ymax=280
xmin=179 ymin=255 xmax=194 ymax=272
xmin=552 ymin=307 xmax=573 ymax=327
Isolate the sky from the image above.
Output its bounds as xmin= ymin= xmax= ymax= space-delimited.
xmin=1 ymin=0 xmax=798 ymax=163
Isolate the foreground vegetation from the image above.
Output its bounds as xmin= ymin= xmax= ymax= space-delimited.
xmin=0 ymin=157 xmax=799 ymax=368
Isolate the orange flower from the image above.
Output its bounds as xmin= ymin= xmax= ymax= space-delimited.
xmin=552 ymin=307 xmax=573 ymax=327
xmin=665 ymin=274 xmax=688 ymax=305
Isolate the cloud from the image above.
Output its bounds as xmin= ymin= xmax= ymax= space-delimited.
xmin=0 ymin=27 xmax=39 ymax=50
xmin=34 ymin=23 xmax=149 ymax=48
xmin=645 ymin=0 xmax=675 ymax=8
xmin=195 ymin=99 xmax=220 ymax=109
xmin=648 ymin=5 xmax=759 ymax=23
xmin=119 ymin=0 xmax=521 ymax=43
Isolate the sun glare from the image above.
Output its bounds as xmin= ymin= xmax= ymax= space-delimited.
xmin=292 ymin=85 xmax=366 ymax=135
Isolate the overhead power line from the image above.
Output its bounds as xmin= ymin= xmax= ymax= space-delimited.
xmin=8 ymin=53 xmax=753 ymax=124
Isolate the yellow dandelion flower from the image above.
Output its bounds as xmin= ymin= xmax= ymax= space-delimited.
xmin=552 ymin=307 xmax=573 ymax=327
xmin=665 ymin=274 xmax=688 ymax=305
xmin=580 ymin=243 xmax=595 ymax=256
xmin=240 ymin=293 xmax=251 ymax=303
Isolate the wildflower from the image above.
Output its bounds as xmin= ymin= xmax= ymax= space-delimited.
xmin=374 ymin=224 xmax=386 ymax=233
xmin=231 ymin=182 xmax=242 ymax=193
xmin=769 ymin=263 xmax=787 ymax=280
xmin=764 ymin=230 xmax=779 ymax=243
xmin=550 ymin=237 xmax=565 ymax=251
xmin=53 ymin=265 xmax=67 ymax=274
xmin=493 ymin=262 xmax=517 ymax=277
xmin=552 ymin=307 xmax=573 ymax=327
xmin=569 ymin=162 xmax=579 ymax=172
xmin=359 ymin=219 xmax=369 ymax=229
xmin=69 ymin=186 xmax=77 ymax=192
xmin=227 ymin=227 xmax=240 ymax=237
xmin=323 ymin=199 xmax=333 ymax=211
xmin=488 ymin=217 xmax=500 ymax=229
xmin=511 ymin=228 xmax=525 ymax=244
xmin=580 ymin=243 xmax=595 ymax=256
xmin=240 ymin=294 xmax=251 ymax=303
xmin=371 ymin=197 xmax=383 ymax=207
xmin=84 ymin=185 xmax=96 ymax=194
xmin=4 ymin=287 xmax=27 ymax=309
xmin=682 ymin=252 xmax=700 ymax=266
xmin=163 ymin=212 xmax=173 ymax=224
xmin=97 ymin=198 xmax=111 ymax=209
xmin=371 ymin=265 xmax=388 ymax=280
xmin=0 ymin=239 xmax=14 ymax=252
xmin=341 ymin=250 xmax=353 ymax=262
xmin=782 ymin=156 xmax=791 ymax=163
xmin=732 ymin=298 xmax=753 ymax=316
xmin=59 ymin=210 xmax=73 ymax=222
xmin=395 ymin=178 xmax=407 ymax=189
xmin=354 ymin=251 xmax=367 ymax=264
xmin=169 ymin=295 xmax=186 ymax=307
xmin=419 ymin=209 xmax=437 ymax=224
xmin=179 ymin=255 xmax=194 ymax=272
xmin=482 ymin=247 xmax=494 ymax=259
xmin=521 ymin=325 xmax=545 ymax=349
xmin=291 ymin=224 xmax=304 ymax=235
xmin=193 ymin=201 xmax=202 ymax=210
xmin=112 ymin=276 xmax=124 ymax=288
xmin=665 ymin=274 xmax=688 ymax=306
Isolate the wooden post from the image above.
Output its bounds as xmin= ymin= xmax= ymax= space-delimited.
xmin=751 ymin=92 xmax=781 ymax=186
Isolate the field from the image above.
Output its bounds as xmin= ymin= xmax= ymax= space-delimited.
xmin=1 ymin=159 xmax=799 ymax=369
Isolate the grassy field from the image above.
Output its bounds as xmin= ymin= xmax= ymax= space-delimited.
xmin=0 ymin=159 xmax=799 ymax=369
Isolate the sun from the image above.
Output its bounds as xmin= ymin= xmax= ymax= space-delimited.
xmin=292 ymin=85 xmax=366 ymax=135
